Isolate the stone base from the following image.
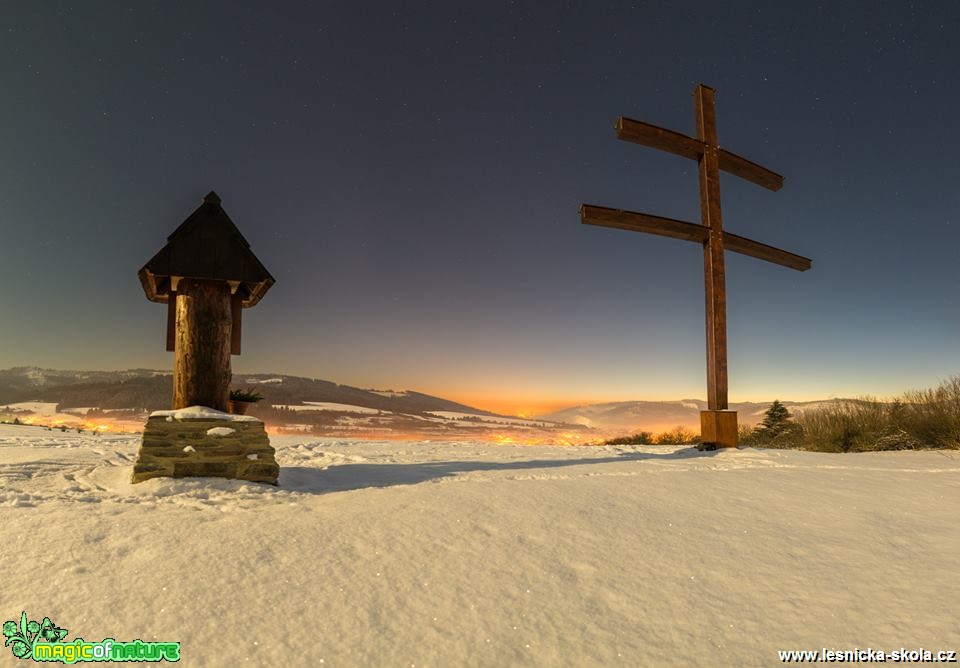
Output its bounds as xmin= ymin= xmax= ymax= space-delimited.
xmin=700 ymin=410 xmax=738 ymax=449
xmin=131 ymin=407 xmax=279 ymax=484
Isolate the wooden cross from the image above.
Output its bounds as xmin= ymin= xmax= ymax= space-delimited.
xmin=580 ymin=84 xmax=811 ymax=448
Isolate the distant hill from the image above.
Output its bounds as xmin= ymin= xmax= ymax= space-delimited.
xmin=0 ymin=367 xmax=498 ymax=417
xmin=538 ymin=399 xmax=863 ymax=435
xmin=0 ymin=368 xmax=172 ymax=409
xmin=0 ymin=367 xmax=586 ymax=441
xmin=0 ymin=367 xmax=856 ymax=441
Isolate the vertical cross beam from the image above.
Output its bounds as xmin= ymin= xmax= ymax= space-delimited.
xmin=694 ymin=85 xmax=728 ymax=413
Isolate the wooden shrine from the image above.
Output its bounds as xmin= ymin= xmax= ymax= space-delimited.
xmin=139 ymin=191 xmax=275 ymax=412
xmin=581 ymin=84 xmax=811 ymax=448
xmin=132 ymin=192 xmax=279 ymax=484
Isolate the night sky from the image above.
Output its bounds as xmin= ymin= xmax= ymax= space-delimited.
xmin=2 ymin=2 xmax=958 ymax=415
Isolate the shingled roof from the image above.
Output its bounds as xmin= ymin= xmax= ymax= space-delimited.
xmin=138 ymin=192 xmax=275 ymax=307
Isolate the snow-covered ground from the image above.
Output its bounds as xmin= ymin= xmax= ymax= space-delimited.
xmin=1 ymin=423 xmax=957 ymax=666
xmin=0 ymin=401 xmax=84 ymax=425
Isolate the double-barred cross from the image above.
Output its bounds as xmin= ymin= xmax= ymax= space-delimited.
xmin=581 ymin=84 xmax=811 ymax=448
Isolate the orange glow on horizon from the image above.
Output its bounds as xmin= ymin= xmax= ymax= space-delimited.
xmin=446 ymin=394 xmax=708 ymax=418
xmin=82 ymin=422 xmax=111 ymax=432
xmin=440 ymin=388 xmax=860 ymax=418
xmin=3 ymin=413 xmax=137 ymax=434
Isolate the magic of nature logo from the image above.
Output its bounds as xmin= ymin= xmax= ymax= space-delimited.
xmin=3 ymin=612 xmax=180 ymax=663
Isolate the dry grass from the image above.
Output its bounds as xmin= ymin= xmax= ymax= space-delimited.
xmin=761 ymin=376 xmax=960 ymax=452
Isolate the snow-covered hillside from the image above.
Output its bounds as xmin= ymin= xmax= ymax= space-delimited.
xmin=274 ymin=402 xmax=384 ymax=414
xmin=0 ymin=367 xmax=513 ymax=426
xmin=1 ymin=424 xmax=956 ymax=665
xmin=425 ymin=411 xmax=556 ymax=428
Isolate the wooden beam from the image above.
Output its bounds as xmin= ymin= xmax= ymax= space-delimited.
xmin=581 ymin=204 xmax=810 ymax=270
xmin=580 ymin=204 xmax=707 ymax=243
xmin=155 ymin=276 xmax=171 ymax=297
xmin=723 ymin=232 xmax=811 ymax=271
xmin=616 ymin=117 xmax=783 ymax=192
xmin=166 ymin=292 xmax=177 ymax=352
xmin=694 ymin=84 xmax=729 ymax=412
xmin=230 ymin=293 xmax=243 ymax=356
xmin=718 ymin=149 xmax=784 ymax=191
xmin=616 ymin=117 xmax=704 ymax=161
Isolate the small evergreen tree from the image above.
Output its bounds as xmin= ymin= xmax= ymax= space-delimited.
xmin=751 ymin=399 xmax=803 ymax=447
xmin=760 ymin=399 xmax=792 ymax=436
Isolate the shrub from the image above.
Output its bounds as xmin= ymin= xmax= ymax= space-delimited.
xmin=900 ymin=377 xmax=960 ymax=449
xmin=604 ymin=432 xmax=654 ymax=445
xmin=655 ymin=426 xmax=699 ymax=445
xmin=738 ymin=423 xmax=759 ymax=446
xmin=872 ymin=429 xmax=922 ymax=451
xmin=795 ymin=398 xmax=887 ymax=452
xmin=794 ymin=380 xmax=960 ymax=452
xmin=229 ymin=388 xmax=264 ymax=403
xmin=766 ymin=423 xmax=805 ymax=449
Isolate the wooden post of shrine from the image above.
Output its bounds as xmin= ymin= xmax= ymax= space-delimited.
xmin=581 ymin=84 xmax=811 ymax=448
xmin=171 ymin=278 xmax=233 ymax=412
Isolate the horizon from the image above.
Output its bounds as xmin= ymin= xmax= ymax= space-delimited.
xmin=2 ymin=3 xmax=958 ymax=418
xmin=0 ymin=363 xmax=944 ymax=419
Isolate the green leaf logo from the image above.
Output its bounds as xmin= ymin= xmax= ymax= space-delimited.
xmin=3 ymin=612 xmax=69 ymax=660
